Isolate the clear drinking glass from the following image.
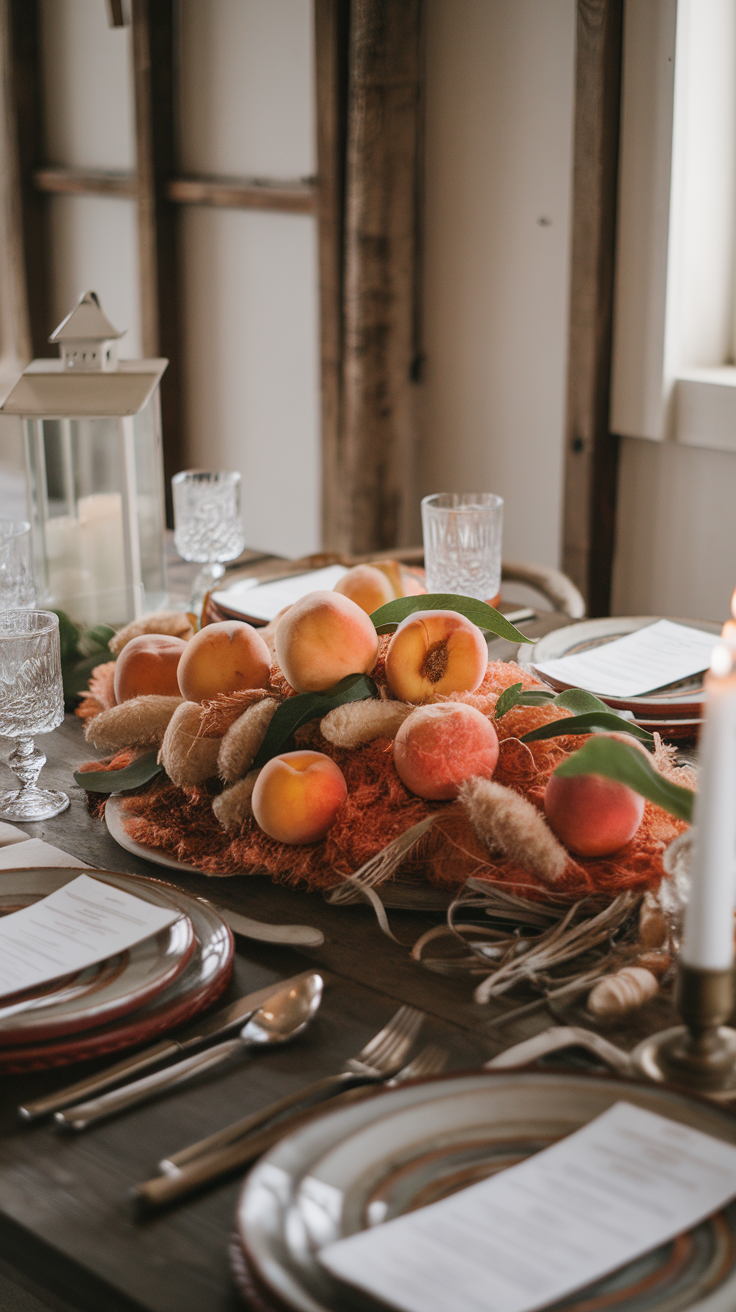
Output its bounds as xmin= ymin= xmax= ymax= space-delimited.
xmin=421 ymin=492 xmax=504 ymax=605
xmin=172 ymin=470 xmax=246 ymax=609
xmin=0 ymin=610 xmax=68 ymax=821
xmin=0 ymin=521 xmax=35 ymax=610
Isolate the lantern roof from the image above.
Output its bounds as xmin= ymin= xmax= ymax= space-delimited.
xmin=49 ymin=291 xmax=124 ymax=344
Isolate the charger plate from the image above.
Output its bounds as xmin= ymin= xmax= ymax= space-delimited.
xmin=0 ymin=868 xmax=233 ymax=1073
xmin=0 ymin=868 xmax=195 ymax=1045
xmin=235 ymin=1071 xmax=736 ymax=1312
xmin=518 ymin=617 xmax=719 ymax=739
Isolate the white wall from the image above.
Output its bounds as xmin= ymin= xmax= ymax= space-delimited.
xmin=420 ymin=0 xmax=576 ymax=568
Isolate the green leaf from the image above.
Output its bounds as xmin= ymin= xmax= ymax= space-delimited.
xmin=553 ymin=735 xmax=694 ymax=823
xmin=52 ymin=608 xmax=83 ymax=664
xmin=494 ymin=682 xmax=525 ymax=718
xmin=252 ymin=673 xmax=380 ymax=770
xmin=521 ymin=712 xmax=654 ymax=744
xmin=74 ymin=751 xmax=164 ymax=794
xmin=494 ymin=683 xmax=621 ymax=721
xmin=369 ymin=594 xmax=533 ymax=644
xmin=82 ymin=623 xmax=116 ymax=652
xmin=552 ymin=688 xmax=618 ymax=716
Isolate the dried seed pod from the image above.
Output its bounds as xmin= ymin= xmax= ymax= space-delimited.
xmin=159 ymin=702 xmax=222 ymax=787
xmin=459 ymin=776 xmax=568 ymax=886
xmin=84 ymin=695 xmax=183 ymax=752
xmin=639 ymin=891 xmax=668 ymax=948
xmin=213 ymin=771 xmax=260 ymax=830
xmin=587 ymin=966 xmax=659 ymax=1019
xmin=109 ymin=611 xmax=196 ymax=654
xmin=320 ymin=699 xmax=412 ymax=748
xmin=635 ymin=950 xmax=671 ymax=977
xmin=218 ymin=699 xmax=279 ymax=783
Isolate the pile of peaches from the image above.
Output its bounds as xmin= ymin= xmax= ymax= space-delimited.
xmin=109 ymin=561 xmax=645 ymax=858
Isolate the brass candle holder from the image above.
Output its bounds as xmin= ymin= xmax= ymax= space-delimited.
xmin=632 ymin=962 xmax=736 ymax=1099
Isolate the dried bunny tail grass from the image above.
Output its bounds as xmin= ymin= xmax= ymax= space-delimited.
xmin=587 ymin=966 xmax=658 ymax=1019
xmin=218 ymin=699 xmax=279 ymax=782
xmin=459 ymin=776 xmax=570 ymax=887
xmin=76 ymin=660 xmax=117 ymax=720
xmin=652 ymin=732 xmax=698 ymax=791
xmin=320 ymin=699 xmax=412 ymax=749
xmin=213 ymin=770 xmax=260 ymax=829
xmin=159 ymin=702 xmax=222 ymax=787
xmin=199 ymin=687 xmax=278 ymax=738
xmin=108 ymin=611 xmax=196 ymax=654
xmin=84 ymin=695 xmax=183 ymax=752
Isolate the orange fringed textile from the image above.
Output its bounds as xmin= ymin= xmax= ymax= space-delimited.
xmin=76 ymin=661 xmax=117 ymax=721
xmin=92 ymin=658 xmax=690 ymax=901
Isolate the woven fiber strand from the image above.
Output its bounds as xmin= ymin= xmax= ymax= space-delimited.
xmin=90 ymin=660 xmax=691 ymax=901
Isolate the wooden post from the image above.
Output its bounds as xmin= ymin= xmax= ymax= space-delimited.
xmin=338 ymin=0 xmax=423 ymax=554
xmin=3 ymin=0 xmax=51 ymax=362
xmin=131 ymin=0 xmax=181 ymax=514
xmin=562 ymin=0 xmax=624 ymax=616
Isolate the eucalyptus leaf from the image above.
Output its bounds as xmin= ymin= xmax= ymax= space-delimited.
xmin=553 ymin=735 xmax=694 ymax=823
xmin=369 ymin=594 xmax=532 ymax=644
xmin=252 ymin=673 xmax=379 ymax=770
xmin=74 ymin=751 xmax=164 ymax=794
xmin=521 ymin=712 xmax=653 ymax=744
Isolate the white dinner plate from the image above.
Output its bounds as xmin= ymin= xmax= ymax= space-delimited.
xmin=236 ymin=1071 xmax=736 ymax=1312
xmin=0 ymin=868 xmax=195 ymax=1045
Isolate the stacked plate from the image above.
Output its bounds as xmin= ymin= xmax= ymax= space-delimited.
xmin=0 ymin=868 xmax=234 ymax=1074
xmin=519 ymin=616 xmax=719 ymax=741
xmin=232 ymin=1070 xmax=736 ymax=1312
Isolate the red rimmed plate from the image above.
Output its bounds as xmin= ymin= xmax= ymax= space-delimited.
xmin=0 ymin=868 xmax=234 ymax=1073
xmin=0 ymin=869 xmax=196 ymax=1046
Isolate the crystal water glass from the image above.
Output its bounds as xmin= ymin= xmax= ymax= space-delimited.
xmin=172 ymin=470 xmax=246 ymax=609
xmin=0 ymin=610 xmax=68 ymax=821
xmin=421 ymin=492 xmax=504 ymax=606
xmin=0 ymin=520 xmax=35 ymax=610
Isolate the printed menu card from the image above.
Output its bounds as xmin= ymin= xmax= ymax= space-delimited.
xmin=0 ymin=874 xmax=179 ymax=997
xmin=534 ymin=618 xmax=715 ymax=699
xmin=320 ymin=1101 xmax=736 ymax=1312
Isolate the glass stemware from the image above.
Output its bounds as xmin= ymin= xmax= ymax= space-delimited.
xmin=0 ymin=610 xmax=69 ymax=821
xmin=0 ymin=520 xmax=36 ymax=610
xmin=172 ymin=470 xmax=246 ymax=611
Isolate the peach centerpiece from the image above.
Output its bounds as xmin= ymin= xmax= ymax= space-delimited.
xmin=177 ymin=620 xmax=270 ymax=703
xmin=333 ymin=564 xmax=395 ymax=615
xmin=393 ymin=702 xmax=499 ymax=799
xmin=385 ymin=609 xmax=488 ymax=703
xmin=251 ymin=749 xmax=347 ymax=844
xmin=113 ymin=633 xmax=186 ymax=703
xmin=274 ymin=590 xmax=379 ymax=693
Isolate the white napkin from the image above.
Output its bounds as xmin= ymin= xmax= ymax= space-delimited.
xmin=0 ymin=822 xmax=31 ymax=846
xmin=0 ymin=836 xmax=89 ymax=870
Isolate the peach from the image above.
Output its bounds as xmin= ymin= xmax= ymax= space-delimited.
xmin=393 ymin=702 xmax=499 ymax=800
xmin=113 ymin=633 xmax=186 ymax=703
xmin=334 ymin=565 xmax=395 ymax=615
xmin=274 ymin=590 xmax=379 ymax=693
xmin=251 ymin=749 xmax=347 ymax=844
xmin=544 ymin=738 xmax=645 ymax=857
xmin=385 ymin=609 xmax=488 ymax=703
xmin=177 ymin=620 xmax=270 ymax=703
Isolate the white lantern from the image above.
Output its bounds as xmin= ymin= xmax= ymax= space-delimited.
xmin=0 ymin=292 xmax=168 ymax=628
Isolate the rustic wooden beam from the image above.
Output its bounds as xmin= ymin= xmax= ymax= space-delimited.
xmin=131 ymin=0 xmax=181 ymax=515
xmin=562 ymin=0 xmax=624 ymax=617
xmin=34 ymin=166 xmax=137 ymax=198
xmin=4 ymin=0 xmax=51 ymax=361
xmin=338 ymin=0 xmax=423 ymax=554
xmin=167 ymin=175 xmax=315 ymax=213
xmin=315 ymin=0 xmax=350 ymax=550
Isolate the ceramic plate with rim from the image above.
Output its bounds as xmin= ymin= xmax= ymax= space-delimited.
xmin=0 ymin=868 xmax=196 ymax=1045
xmin=105 ymin=797 xmax=450 ymax=912
xmin=235 ymin=1071 xmax=736 ymax=1312
xmin=0 ymin=868 xmax=233 ymax=1073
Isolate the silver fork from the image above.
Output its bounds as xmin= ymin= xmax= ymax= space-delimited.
xmin=159 ymin=1003 xmax=425 ymax=1174
xmin=135 ymin=1039 xmax=445 ymax=1213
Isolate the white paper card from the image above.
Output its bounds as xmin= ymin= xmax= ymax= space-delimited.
xmin=212 ymin=564 xmax=348 ymax=623
xmin=0 ymin=873 xmax=179 ymax=997
xmin=534 ymin=619 xmax=715 ymax=698
xmin=320 ymin=1101 xmax=736 ymax=1312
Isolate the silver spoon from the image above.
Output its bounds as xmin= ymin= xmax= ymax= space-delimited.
xmin=55 ymin=973 xmax=324 ymax=1131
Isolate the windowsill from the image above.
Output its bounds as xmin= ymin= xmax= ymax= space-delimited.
xmin=675 ymin=368 xmax=736 ymax=452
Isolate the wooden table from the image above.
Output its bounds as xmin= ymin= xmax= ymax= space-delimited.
xmin=0 ymin=599 xmax=679 ymax=1312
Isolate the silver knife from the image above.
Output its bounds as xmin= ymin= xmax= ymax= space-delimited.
xmin=213 ymin=904 xmax=324 ymax=948
xmin=17 ymin=970 xmax=316 ymax=1122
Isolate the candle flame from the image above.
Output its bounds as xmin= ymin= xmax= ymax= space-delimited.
xmin=711 ymin=642 xmax=733 ymax=677
xmin=731 ymin=587 xmax=736 ymax=621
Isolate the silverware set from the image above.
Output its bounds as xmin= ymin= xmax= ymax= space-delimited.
xmin=18 ymin=972 xmax=447 ymax=1213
